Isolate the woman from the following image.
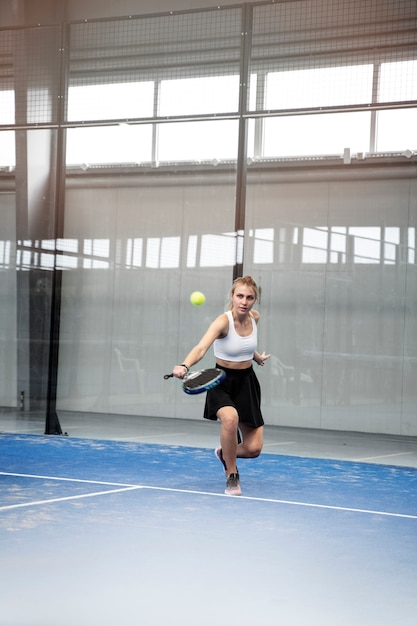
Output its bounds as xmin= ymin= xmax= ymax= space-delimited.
xmin=172 ymin=276 xmax=270 ymax=496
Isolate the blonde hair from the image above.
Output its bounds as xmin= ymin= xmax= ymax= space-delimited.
xmin=226 ymin=275 xmax=259 ymax=310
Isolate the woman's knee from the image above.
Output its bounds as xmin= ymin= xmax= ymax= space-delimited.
xmin=248 ymin=443 xmax=262 ymax=458
xmin=240 ymin=427 xmax=263 ymax=457
xmin=217 ymin=407 xmax=239 ymax=430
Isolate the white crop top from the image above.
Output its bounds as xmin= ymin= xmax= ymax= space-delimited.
xmin=214 ymin=310 xmax=257 ymax=362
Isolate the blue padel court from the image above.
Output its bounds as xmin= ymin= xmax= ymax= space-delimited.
xmin=1 ymin=432 xmax=417 ymax=626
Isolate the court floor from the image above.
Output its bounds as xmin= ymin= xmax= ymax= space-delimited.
xmin=1 ymin=411 xmax=417 ymax=626
xmin=1 ymin=409 xmax=417 ymax=467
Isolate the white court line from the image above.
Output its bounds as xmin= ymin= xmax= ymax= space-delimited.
xmin=0 ymin=471 xmax=135 ymax=487
xmin=263 ymin=441 xmax=297 ymax=447
xmin=353 ymin=452 xmax=416 ymax=462
xmin=1 ymin=471 xmax=416 ymax=520
xmin=0 ymin=486 xmax=142 ymax=511
xmin=132 ymin=432 xmax=187 ymax=438
xmin=139 ymin=486 xmax=417 ymax=519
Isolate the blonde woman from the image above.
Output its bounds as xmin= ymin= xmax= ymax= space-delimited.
xmin=172 ymin=276 xmax=270 ymax=495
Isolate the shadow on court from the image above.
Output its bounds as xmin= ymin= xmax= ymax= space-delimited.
xmin=1 ymin=434 xmax=416 ymax=626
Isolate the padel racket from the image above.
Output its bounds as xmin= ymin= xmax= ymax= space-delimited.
xmin=164 ymin=367 xmax=226 ymax=395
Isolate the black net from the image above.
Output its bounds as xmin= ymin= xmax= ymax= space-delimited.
xmin=66 ymin=8 xmax=243 ymax=123
xmin=249 ymin=0 xmax=417 ymax=114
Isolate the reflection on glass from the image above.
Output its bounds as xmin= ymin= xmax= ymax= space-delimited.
xmin=200 ymin=233 xmax=236 ymax=267
xmin=0 ymin=240 xmax=11 ymax=268
xmin=57 ymin=238 xmax=78 ymax=254
xmin=186 ymin=235 xmax=198 ymax=268
xmin=145 ymin=237 xmax=180 ymax=269
xmin=409 ymin=228 xmax=416 ymax=264
xmin=125 ymin=238 xmax=143 ymax=268
xmin=330 ymin=228 xmax=347 ymax=264
xmin=252 ymin=228 xmax=274 ymax=264
xmin=302 ymin=228 xmax=328 ymax=264
xmin=5 ymin=226 xmax=416 ymax=272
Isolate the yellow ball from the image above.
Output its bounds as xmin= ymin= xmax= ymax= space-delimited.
xmin=190 ymin=291 xmax=205 ymax=306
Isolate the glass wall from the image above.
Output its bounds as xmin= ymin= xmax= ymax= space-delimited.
xmin=59 ymin=163 xmax=238 ymax=418
xmin=0 ymin=0 xmax=416 ymax=434
xmin=244 ymin=171 xmax=417 ymax=433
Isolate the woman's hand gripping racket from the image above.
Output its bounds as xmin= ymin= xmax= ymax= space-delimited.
xmin=164 ymin=368 xmax=225 ymax=395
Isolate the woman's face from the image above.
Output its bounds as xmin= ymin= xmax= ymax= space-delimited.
xmin=231 ymin=283 xmax=256 ymax=315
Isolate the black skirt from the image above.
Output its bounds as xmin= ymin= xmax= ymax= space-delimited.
xmin=203 ymin=364 xmax=264 ymax=428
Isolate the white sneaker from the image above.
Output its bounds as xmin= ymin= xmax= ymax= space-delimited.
xmin=225 ymin=472 xmax=241 ymax=496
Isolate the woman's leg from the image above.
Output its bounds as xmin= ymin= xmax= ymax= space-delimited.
xmin=237 ymin=424 xmax=264 ymax=459
xmin=216 ymin=405 xmax=239 ymax=475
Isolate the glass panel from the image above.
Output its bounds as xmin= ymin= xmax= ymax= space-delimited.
xmin=0 ymin=129 xmax=59 ymax=415
xmin=245 ymin=169 xmax=414 ymax=432
xmin=59 ymin=123 xmax=237 ymax=418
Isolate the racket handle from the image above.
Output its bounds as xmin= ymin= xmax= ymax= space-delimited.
xmin=164 ymin=373 xmax=174 ymax=379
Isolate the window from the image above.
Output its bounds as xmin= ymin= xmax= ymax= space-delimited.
xmin=0 ymin=131 xmax=15 ymax=167
xmin=265 ymin=65 xmax=374 ymax=110
xmin=263 ymin=111 xmax=371 ymax=158
xmin=159 ymin=75 xmax=240 ymax=116
xmin=379 ymin=60 xmax=417 ymax=103
xmin=66 ymin=125 xmax=153 ymax=165
xmin=67 ymin=82 xmax=154 ymax=122
xmin=376 ymin=108 xmax=417 ymax=152
xmin=158 ymin=119 xmax=239 ymax=162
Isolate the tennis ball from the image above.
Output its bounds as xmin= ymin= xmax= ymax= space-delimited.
xmin=190 ymin=291 xmax=205 ymax=306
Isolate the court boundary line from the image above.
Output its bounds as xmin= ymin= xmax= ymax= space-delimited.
xmin=354 ymin=451 xmax=415 ymax=462
xmin=0 ymin=486 xmax=142 ymax=511
xmin=0 ymin=471 xmax=136 ymax=487
xmin=145 ymin=486 xmax=417 ymax=519
xmin=1 ymin=471 xmax=416 ymax=519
